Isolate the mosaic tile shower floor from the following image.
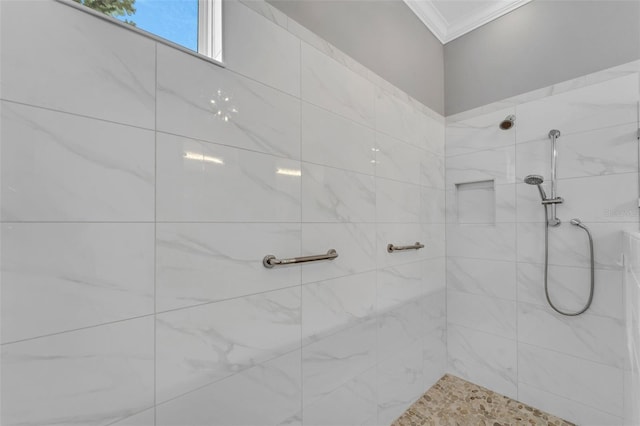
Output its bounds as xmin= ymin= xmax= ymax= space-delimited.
xmin=392 ymin=374 xmax=575 ymax=426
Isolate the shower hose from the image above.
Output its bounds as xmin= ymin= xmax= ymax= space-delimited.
xmin=542 ymin=204 xmax=595 ymax=316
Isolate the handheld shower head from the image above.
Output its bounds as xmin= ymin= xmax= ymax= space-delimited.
xmin=524 ymin=175 xmax=544 ymax=185
xmin=524 ymin=174 xmax=547 ymax=200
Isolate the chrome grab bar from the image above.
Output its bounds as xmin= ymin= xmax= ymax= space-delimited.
xmin=263 ymin=249 xmax=338 ymax=269
xmin=387 ymin=242 xmax=425 ymax=253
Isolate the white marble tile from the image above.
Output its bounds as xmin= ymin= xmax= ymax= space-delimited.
xmin=155 ymin=287 xmax=301 ymax=403
xmin=624 ymin=365 xmax=640 ymax=426
xmin=422 ymin=289 xmax=447 ymax=337
xmin=515 ymin=74 xmax=639 ymax=144
xmin=420 ymin=224 xmax=447 ymax=260
xmin=2 ymin=223 xmax=154 ymax=343
xmin=375 ymin=87 xmax=435 ymax=150
xmin=301 ymin=102 xmax=376 ymax=175
xmin=446 ymin=145 xmax=516 ymax=187
xmin=156 ymin=349 xmax=301 ymax=426
xmin=518 ymin=343 xmax=624 ymax=417
xmin=157 ymin=45 xmax=300 ymax=159
xmin=557 ymin=173 xmax=639 ymax=223
xmin=517 ymin=222 xmax=635 ymax=270
xmin=285 ymin=16 xmax=327 ymax=52
xmin=623 ymin=231 xmax=640 ymax=417
xmin=517 ymin=262 xmax=623 ymax=320
xmin=156 ymin=132 xmax=301 ymax=222
xmin=447 ymin=290 xmax=517 ymax=339
xmin=1 ymin=102 xmax=154 ymax=222
xmin=1 ymin=317 xmax=154 ymax=426
xmin=289 ymin=16 xmax=373 ymax=84
xmin=156 ymin=223 xmax=301 ymax=312
xmin=423 ymin=257 xmax=447 ymax=295
xmin=423 ymin=113 xmax=446 ymax=157
xmin=377 ymin=261 xmax=424 ymax=311
xmin=302 ymin=163 xmax=375 ymax=223
xmin=286 ymin=17 xmax=369 ymax=84
xmin=446 ymin=223 xmax=516 ymax=261
xmin=445 ymin=107 xmax=516 ymax=157
xmin=377 ymin=340 xmax=425 ymax=425
xmin=302 ymin=320 xmax=377 ymax=407
xmin=515 ymin=138 xmax=551 ymax=185
xmin=447 ymin=257 xmax=516 ymax=301
xmin=447 ymin=324 xmax=518 ymax=400
xmin=301 ymin=271 xmax=377 ymax=343
xmin=378 ymin=297 xmax=424 ymax=361
xmin=494 ymin=184 xmax=518 ymax=223
xmin=110 ymin=409 xmax=155 ymax=426
xmin=375 ymin=132 xmax=423 ymax=185
xmin=422 ymin=327 xmax=447 ymax=388
xmin=361 ymin=415 xmax=381 ymax=426
xmin=518 ymin=383 xmax=623 ymax=426
xmin=420 ymin=187 xmax=446 ymax=224
xmin=558 ymin=123 xmax=639 ymax=179
xmin=238 ymin=0 xmax=289 ymax=28
xmin=301 ymin=43 xmax=375 ymax=127
xmin=301 ymin=223 xmax=376 ymax=284
xmin=224 ymin=0 xmax=300 ymax=97
xmin=303 ymin=367 xmax=377 ymax=426
xmin=420 ymin=150 xmax=446 ymax=189
xmin=516 ymin=123 xmax=638 ymax=183
xmin=376 ymin=178 xmax=421 ymax=223
xmin=518 ymin=302 xmax=625 ymax=368
xmin=0 ymin=0 xmax=155 ymax=128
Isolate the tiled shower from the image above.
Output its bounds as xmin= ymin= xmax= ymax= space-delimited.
xmin=446 ymin=73 xmax=639 ymax=424
xmin=0 ymin=0 xmax=638 ymax=425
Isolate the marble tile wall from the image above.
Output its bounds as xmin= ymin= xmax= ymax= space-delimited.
xmin=445 ymin=70 xmax=640 ymax=425
xmin=624 ymin=232 xmax=640 ymax=426
xmin=0 ymin=0 xmax=446 ymax=425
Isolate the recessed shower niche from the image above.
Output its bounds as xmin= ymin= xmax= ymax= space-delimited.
xmin=455 ymin=180 xmax=496 ymax=224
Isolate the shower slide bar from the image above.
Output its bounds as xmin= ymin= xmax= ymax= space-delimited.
xmin=263 ymin=249 xmax=338 ymax=268
xmin=387 ymin=242 xmax=425 ymax=253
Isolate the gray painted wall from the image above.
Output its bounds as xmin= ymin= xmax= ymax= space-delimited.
xmin=444 ymin=0 xmax=640 ymax=115
xmin=267 ymin=0 xmax=445 ymax=115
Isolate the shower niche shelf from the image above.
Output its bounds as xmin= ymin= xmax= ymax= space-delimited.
xmin=455 ymin=179 xmax=495 ymax=224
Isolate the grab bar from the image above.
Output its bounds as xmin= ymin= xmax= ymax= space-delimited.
xmin=387 ymin=242 xmax=424 ymax=253
xmin=263 ymin=249 xmax=338 ymax=268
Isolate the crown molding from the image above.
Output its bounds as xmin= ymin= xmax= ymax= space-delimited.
xmin=404 ymin=0 xmax=449 ymax=43
xmin=404 ymin=0 xmax=533 ymax=44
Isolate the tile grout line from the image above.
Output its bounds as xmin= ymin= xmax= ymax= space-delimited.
xmin=298 ymin=33 xmax=304 ymax=424
xmin=445 ymin=119 xmax=640 ymax=160
xmin=373 ymin=83 xmax=380 ymax=425
xmin=513 ymin=107 xmax=520 ymax=402
xmin=447 ymin=321 xmax=625 ymax=371
xmin=1 ymin=312 xmax=157 ymax=346
xmin=153 ymin=41 xmax=158 ymax=426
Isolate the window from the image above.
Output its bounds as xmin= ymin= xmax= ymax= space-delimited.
xmin=71 ymin=0 xmax=222 ymax=61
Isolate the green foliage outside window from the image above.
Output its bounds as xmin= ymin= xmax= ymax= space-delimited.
xmin=73 ymin=0 xmax=137 ymax=26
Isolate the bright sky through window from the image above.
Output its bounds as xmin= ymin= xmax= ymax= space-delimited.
xmin=72 ymin=0 xmax=220 ymax=56
xmin=115 ymin=0 xmax=198 ymax=51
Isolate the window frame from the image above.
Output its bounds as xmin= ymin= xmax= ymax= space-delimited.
xmin=55 ymin=0 xmax=224 ymax=67
xmin=197 ymin=0 xmax=222 ymax=61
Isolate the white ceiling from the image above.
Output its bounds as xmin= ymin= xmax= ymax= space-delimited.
xmin=404 ymin=0 xmax=532 ymax=44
